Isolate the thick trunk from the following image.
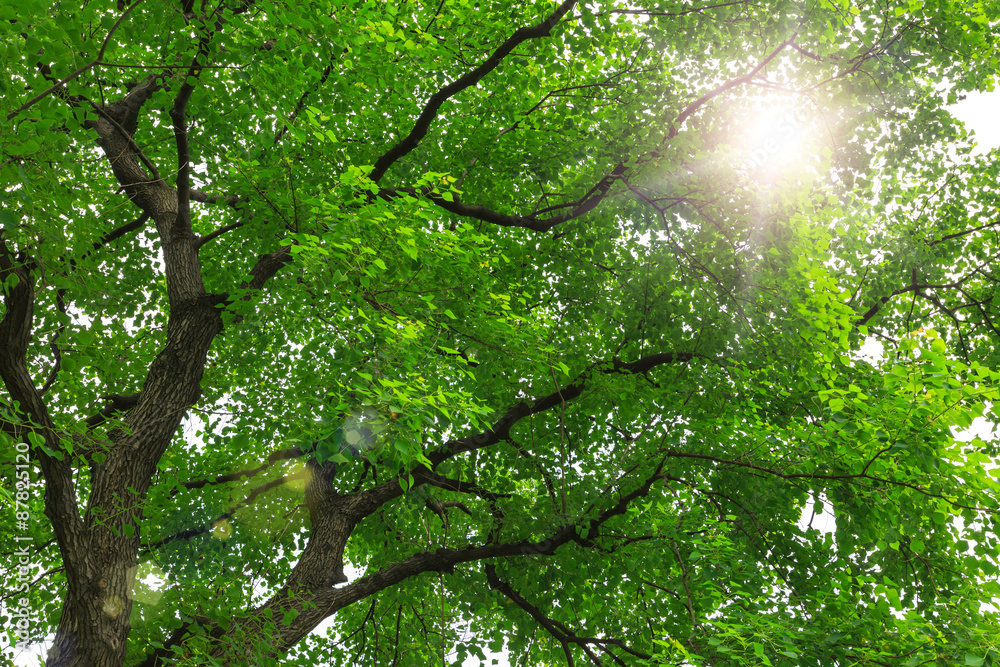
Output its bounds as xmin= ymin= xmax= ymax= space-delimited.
xmin=45 ymin=297 xmax=223 ymax=666
xmin=41 ymin=79 xmax=225 ymax=666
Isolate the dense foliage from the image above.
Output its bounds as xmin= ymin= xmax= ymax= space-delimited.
xmin=3 ymin=0 xmax=1000 ymax=665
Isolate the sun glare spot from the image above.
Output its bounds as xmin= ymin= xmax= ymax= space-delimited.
xmin=103 ymin=596 xmax=125 ymax=618
xmin=132 ymin=562 xmax=168 ymax=606
xmin=211 ymin=518 xmax=233 ymax=540
xmin=286 ymin=462 xmax=310 ymax=492
xmin=740 ymin=104 xmax=812 ymax=175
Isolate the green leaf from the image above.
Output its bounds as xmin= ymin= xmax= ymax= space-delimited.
xmin=8 ymin=2 xmax=1000 ymax=664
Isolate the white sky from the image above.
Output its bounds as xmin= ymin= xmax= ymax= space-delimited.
xmin=947 ymin=89 xmax=1000 ymax=154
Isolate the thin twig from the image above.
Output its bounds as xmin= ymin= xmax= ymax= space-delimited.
xmin=6 ymin=0 xmax=148 ymax=120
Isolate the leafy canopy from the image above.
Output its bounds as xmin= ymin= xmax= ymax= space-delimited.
xmin=2 ymin=0 xmax=1000 ymax=665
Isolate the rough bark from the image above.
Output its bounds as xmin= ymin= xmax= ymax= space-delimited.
xmin=28 ymin=71 xmax=230 ymax=666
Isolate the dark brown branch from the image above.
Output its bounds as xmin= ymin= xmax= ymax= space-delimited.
xmin=486 ymin=564 xmax=580 ymax=665
xmin=927 ymin=219 xmax=1000 ymax=246
xmin=381 ymin=164 xmax=627 ymax=231
xmin=413 ymin=468 xmax=510 ymax=502
xmin=142 ymin=515 xmax=222 ymax=551
xmin=603 ymin=0 xmax=750 ymax=18
xmin=369 ymin=0 xmax=578 ymax=183
xmin=170 ymin=65 xmax=201 ymax=236
xmin=196 ymin=221 xmax=244 ymax=248
xmin=83 ymin=74 xmax=170 ymax=215
xmin=790 ymin=41 xmax=824 ymax=61
xmin=427 ymin=352 xmax=705 ymax=468
xmin=245 ymin=246 xmax=293 ymax=291
xmin=93 ymin=212 xmax=151 ymax=253
xmin=425 ymin=498 xmax=473 ymax=529
xmin=531 ymin=353 xmax=701 ymax=414
xmin=170 ymin=6 xmax=226 ymax=235
xmin=146 ymin=470 xmax=305 ymax=551
xmin=853 ymin=279 xmax=968 ymax=327
xmin=39 ymin=289 xmax=68 ymax=394
xmin=174 ymin=446 xmax=305 ymax=494
xmin=273 ymin=50 xmax=339 ymax=146
xmin=515 ymin=437 xmax=560 ymax=503
xmin=207 ymin=449 xmax=678 ymax=662
xmin=379 ymin=37 xmax=796 ymax=232
xmin=219 ymin=245 xmax=295 ymax=321
xmin=0 ymin=238 xmax=86 ymax=579
xmin=486 ymin=563 xmax=646 ymax=665
xmin=664 ymin=450 xmax=996 ymax=514
xmin=281 ymin=467 xmax=674 ymax=656
xmin=83 ymin=392 xmax=141 ymax=429
xmin=671 ymin=34 xmax=797 ymax=135
xmin=189 ymin=189 xmax=240 ymax=206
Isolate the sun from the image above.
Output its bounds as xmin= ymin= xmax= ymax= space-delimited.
xmin=737 ymin=101 xmax=815 ymax=176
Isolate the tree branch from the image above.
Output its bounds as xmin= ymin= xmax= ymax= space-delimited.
xmin=486 ymin=563 xmax=581 ymax=665
xmin=602 ymin=0 xmax=751 ymax=18
xmin=86 ymin=99 xmax=162 ymax=183
xmin=273 ymin=50 xmax=339 ymax=146
xmin=173 ymin=445 xmax=305 ymax=493
xmin=189 ymin=189 xmax=240 ymax=206
xmin=413 ymin=468 xmax=511 ymax=503
xmin=0 ymin=237 xmax=86 ymax=579
xmin=421 ymin=352 xmax=705 ymax=471
xmin=196 ymin=221 xmax=244 ymax=248
xmin=83 ymin=392 xmax=141 ymax=429
xmin=379 ymin=164 xmax=627 ymax=231
xmin=253 ymin=465 xmax=674 ymax=659
xmin=378 ymin=36 xmax=797 ymax=232
xmin=39 ymin=289 xmax=68 ymax=395
xmin=369 ymin=0 xmax=579 ymax=183
xmin=92 ymin=212 xmax=151 ymax=254
xmin=5 ymin=0 xmax=148 ymax=120
xmin=664 ymin=450 xmax=997 ymax=514
xmin=485 ymin=564 xmax=647 ymax=665
xmin=146 ymin=469 xmax=305 ymax=551
xmin=245 ymin=246 xmax=293 ymax=291
xmin=170 ymin=57 xmax=204 ymax=237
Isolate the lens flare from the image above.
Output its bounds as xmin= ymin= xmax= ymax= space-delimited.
xmin=741 ymin=105 xmax=810 ymax=174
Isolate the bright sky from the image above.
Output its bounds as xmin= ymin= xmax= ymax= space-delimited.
xmin=947 ymin=89 xmax=1000 ymax=154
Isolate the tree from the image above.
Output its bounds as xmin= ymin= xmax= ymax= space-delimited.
xmin=3 ymin=0 xmax=1000 ymax=664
